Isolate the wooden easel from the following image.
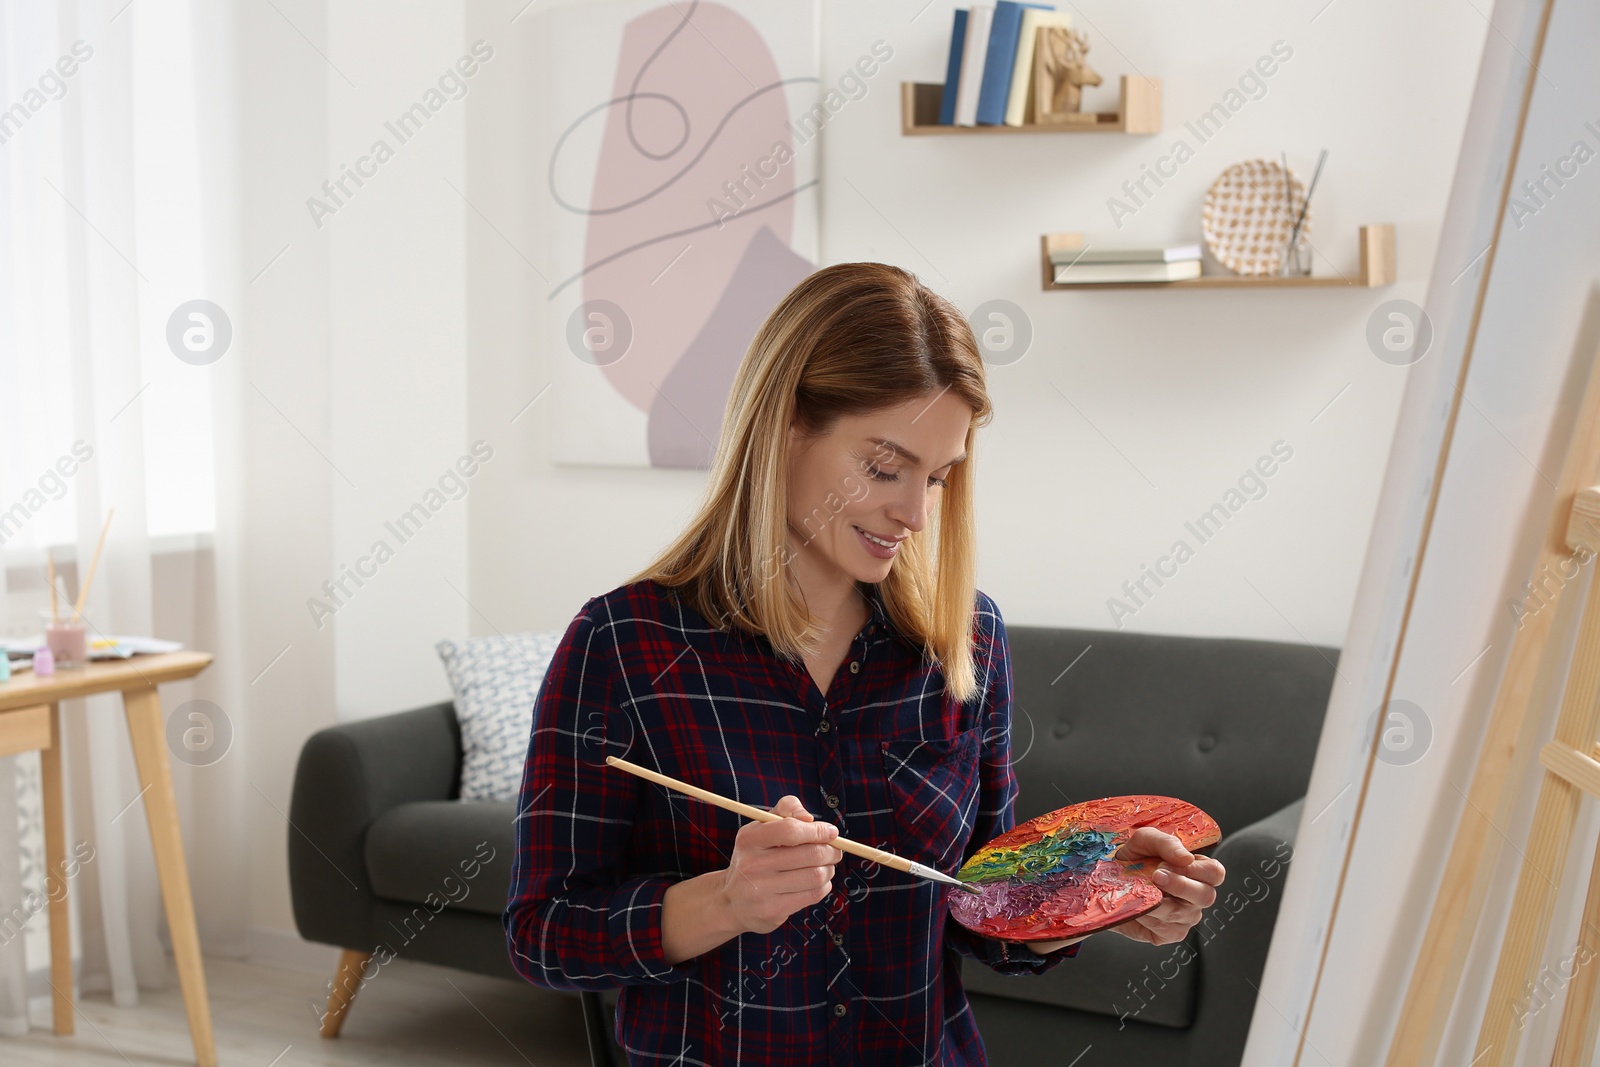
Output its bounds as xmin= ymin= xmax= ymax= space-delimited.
xmin=1373 ymin=0 xmax=1568 ymax=1061
xmin=1472 ymin=485 xmax=1600 ymax=1065
xmin=1384 ymin=341 xmax=1600 ymax=1067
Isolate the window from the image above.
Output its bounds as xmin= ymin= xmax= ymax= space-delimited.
xmin=0 ymin=0 xmax=214 ymax=558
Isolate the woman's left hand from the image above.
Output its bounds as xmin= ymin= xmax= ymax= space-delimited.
xmin=1106 ymin=827 xmax=1226 ymax=946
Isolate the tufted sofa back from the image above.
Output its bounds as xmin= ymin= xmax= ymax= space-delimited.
xmin=1003 ymin=625 xmax=1339 ymax=838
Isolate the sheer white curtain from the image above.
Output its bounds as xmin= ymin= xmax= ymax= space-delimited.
xmin=0 ymin=0 xmax=249 ymax=1034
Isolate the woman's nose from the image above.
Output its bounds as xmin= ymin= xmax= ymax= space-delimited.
xmin=885 ymin=484 xmax=929 ymax=534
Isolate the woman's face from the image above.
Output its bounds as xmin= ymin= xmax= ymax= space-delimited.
xmin=786 ymin=389 xmax=974 ymax=589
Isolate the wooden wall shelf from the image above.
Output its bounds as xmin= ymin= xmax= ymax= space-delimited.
xmin=1040 ymin=224 xmax=1396 ymax=290
xmin=901 ymin=75 xmax=1161 ymax=135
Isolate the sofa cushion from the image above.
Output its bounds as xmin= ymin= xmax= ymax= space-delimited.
xmin=365 ymin=800 xmax=517 ymax=916
xmin=1004 ymin=625 xmax=1336 ymax=838
xmin=436 ymin=631 xmax=563 ymax=800
xmin=960 ymin=928 xmax=1198 ymax=1029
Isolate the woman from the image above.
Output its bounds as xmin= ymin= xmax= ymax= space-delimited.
xmin=504 ymin=262 xmax=1226 ymax=1064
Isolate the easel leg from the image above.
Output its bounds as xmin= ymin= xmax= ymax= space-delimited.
xmin=1387 ymin=367 xmax=1600 ymax=1062
xmin=122 ymin=687 xmax=217 ymax=1067
xmin=1474 ymin=560 xmax=1600 ymax=1066
xmin=39 ymin=702 xmax=73 ymax=1036
xmin=1549 ymin=799 xmax=1600 ymax=1065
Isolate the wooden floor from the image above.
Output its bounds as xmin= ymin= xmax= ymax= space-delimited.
xmin=2 ymin=957 xmax=593 ymax=1066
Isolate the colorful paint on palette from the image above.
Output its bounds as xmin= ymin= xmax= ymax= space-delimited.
xmin=947 ymin=795 xmax=1221 ymax=941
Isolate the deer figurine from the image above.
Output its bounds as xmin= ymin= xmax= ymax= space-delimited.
xmin=1037 ymin=27 xmax=1102 ymax=120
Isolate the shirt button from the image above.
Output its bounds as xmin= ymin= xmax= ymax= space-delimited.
xmin=831 ymin=932 xmax=844 ymax=946
xmin=833 ymin=1003 xmax=847 ymax=1017
xmin=848 ymin=660 xmax=859 ymax=674
xmin=818 ymin=719 xmax=831 ymax=733
xmin=825 ymin=794 xmax=840 ymax=809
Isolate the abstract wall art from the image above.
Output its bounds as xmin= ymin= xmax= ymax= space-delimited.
xmin=546 ymin=0 xmax=821 ymax=468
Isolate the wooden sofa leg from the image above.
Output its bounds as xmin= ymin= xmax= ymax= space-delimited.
xmin=320 ymin=949 xmax=374 ymax=1038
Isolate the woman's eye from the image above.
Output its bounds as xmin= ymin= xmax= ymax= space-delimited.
xmin=866 ymin=463 xmax=947 ymax=489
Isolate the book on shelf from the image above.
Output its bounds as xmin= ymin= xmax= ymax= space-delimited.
xmin=1053 ymin=259 xmax=1204 ymax=284
xmin=938 ymin=9 xmax=969 ymax=126
xmin=1004 ymin=9 xmax=1072 ymax=126
xmin=1049 ymin=242 xmax=1203 ymax=265
xmin=953 ymin=6 xmax=993 ymax=126
xmin=976 ymin=1 xmax=1052 ymax=126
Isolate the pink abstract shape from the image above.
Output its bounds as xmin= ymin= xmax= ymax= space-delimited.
xmin=648 ymin=225 xmax=812 ymax=468
xmin=572 ymin=2 xmax=811 ymax=454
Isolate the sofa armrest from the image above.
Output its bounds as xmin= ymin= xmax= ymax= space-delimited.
xmin=1209 ymin=797 xmax=1302 ymax=877
xmin=1182 ymin=797 xmax=1303 ymax=1067
xmin=288 ymin=702 xmax=462 ymax=948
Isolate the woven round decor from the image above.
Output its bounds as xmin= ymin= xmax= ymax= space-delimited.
xmin=1201 ymin=159 xmax=1312 ymax=276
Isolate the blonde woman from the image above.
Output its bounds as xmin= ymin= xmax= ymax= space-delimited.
xmin=504 ymin=262 xmax=1226 ymax=1064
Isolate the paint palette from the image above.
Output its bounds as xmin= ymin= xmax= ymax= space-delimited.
xmin=947 ymin=795 xmax=1221 ymax=941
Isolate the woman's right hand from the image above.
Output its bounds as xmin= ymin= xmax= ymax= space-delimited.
xmin=717 ymin=795 xmax=845 ymax=935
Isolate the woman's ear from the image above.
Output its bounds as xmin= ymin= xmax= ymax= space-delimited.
xmin=787 ymin=419 xmax=813 ymax=456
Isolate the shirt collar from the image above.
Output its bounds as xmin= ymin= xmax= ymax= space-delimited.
xmin=857 ymin=581 xmax=894 ymax=640
xmin=670 ymin=578 xmax=901 ymax=652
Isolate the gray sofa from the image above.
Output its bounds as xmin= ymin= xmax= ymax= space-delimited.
xmin=289 ymin=623 xmax=1335 ymax=1066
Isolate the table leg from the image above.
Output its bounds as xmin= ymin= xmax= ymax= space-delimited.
xmin=38 ymin=702 xmax=73 ymax=1036
xmin=122 ymin=687 xmax=217 ymax=1067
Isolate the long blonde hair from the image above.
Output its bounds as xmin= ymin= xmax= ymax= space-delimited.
xmin=627 ymin=262 xmax=995 ymax=704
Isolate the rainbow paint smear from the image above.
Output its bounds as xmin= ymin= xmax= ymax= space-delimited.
xmin=947 ymin=795 xmax=1221 ymax=941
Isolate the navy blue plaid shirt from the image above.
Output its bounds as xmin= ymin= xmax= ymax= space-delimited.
xmin=503 ymin=577 xmax=1080 ymax=1065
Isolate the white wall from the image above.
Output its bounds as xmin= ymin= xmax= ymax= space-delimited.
xmin=228 ymin=0 xmax=471 ymax=945
xmin=326 ymin=3 xmax=469 ymax=721
xmin=465 ymin=0 xmax=1487 ymax=651
xmin=232 ymin=0 xmax=339 ymax=946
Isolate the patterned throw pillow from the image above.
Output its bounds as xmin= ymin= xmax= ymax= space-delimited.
xmin=436 ymin=632 xmax=565 ymax=802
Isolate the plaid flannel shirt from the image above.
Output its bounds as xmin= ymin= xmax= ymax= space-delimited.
xmin=503 ymin=578 xmax=1080 ymax=1065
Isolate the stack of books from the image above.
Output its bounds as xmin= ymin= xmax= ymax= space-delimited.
xmin=1051 ymin=243 xmax=1204 ymax=284
xmin=940 ymin=3 xmax=1076 ymax=127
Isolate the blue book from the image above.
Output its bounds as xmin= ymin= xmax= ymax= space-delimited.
xmin=938 ymin=9 xmax=968 ymax=126
xmin=976 ymin=1 xmax=1052 ymax=125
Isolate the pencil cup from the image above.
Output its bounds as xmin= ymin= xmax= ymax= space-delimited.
xmin=39 ymin=608 xmax=90 ymax=669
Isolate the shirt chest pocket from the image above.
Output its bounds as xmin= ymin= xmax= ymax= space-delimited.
xmin=879 ymin=726 xmax=983 ymax=873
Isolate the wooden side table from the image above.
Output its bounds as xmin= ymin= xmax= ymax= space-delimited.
xmin=0 ymin=651 xmax=217 ymax=1067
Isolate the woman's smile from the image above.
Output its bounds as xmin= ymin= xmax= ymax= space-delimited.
xmin=854 ymin=524 xmax=903 ymax=558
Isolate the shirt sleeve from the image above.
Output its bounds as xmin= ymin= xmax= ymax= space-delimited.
xmin=502 ymin=601 xmax=698 ymax=991
xmin=944 ymin=593 xmax=1084 ymax=975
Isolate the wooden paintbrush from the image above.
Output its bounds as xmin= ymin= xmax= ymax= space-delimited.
xmin=605 ymin=756 xmax=983 ymax=895
xmin=73 ymin=507 xmax=114 ymax=622
xmin=1286 ymin=148 xmax=1327 ymax=256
